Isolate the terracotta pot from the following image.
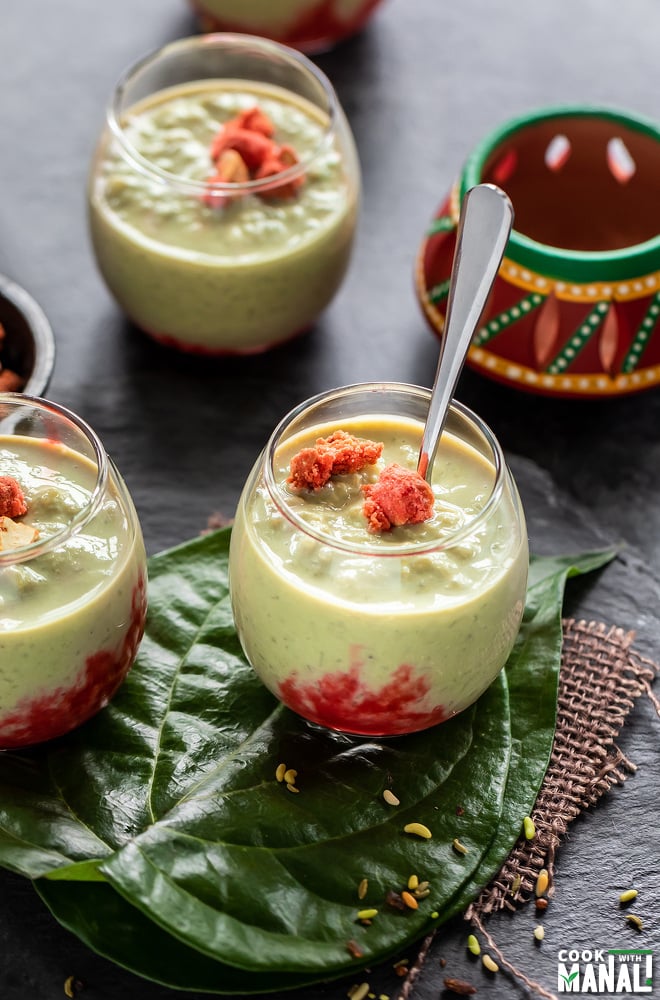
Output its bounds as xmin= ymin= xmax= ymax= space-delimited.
xmin=417 ymin=106 xmax=660 ymax=398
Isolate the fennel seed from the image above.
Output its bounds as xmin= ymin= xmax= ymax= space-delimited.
xmin=403 ymin=822 xmax=432 ymax=839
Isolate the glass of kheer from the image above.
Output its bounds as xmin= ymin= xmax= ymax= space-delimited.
xmin=88 ymin=33 xmax=360 ymax=355
xmin=229 ymin=383 xmax=528 ymax=737
xmin=189 ymin=0 xmax=386 ymax=53
xmin=0 ymin=395 xmax=147 ymax=749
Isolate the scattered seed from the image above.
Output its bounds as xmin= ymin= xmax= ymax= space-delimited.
xmin=393 ymin=960 xmax=409 ymax=977
xmin=535 ymin=868 xmax=549 ymax=897
xmin=439 ymin=957 xmax=447 ymax=967
xmin=286 ymin=782 xmax=299 ymax=793
xmin=283 ymin=768 xmax=297 ymax=784
xmin=275 ymin=763 xmax=287 ymax=782
xmin=535 ymin=897 xmax=548 ymax=912
xmin=346 ymin=939 xmax=364 ymax=959
xmin=407 ymin=874 xmax=419 ymax=890
xmin=431 ymin=910 xmax=440 ymax=919
xmin=523 ymin=816 xmax=536 ymax=840
xmin=348 ymin=983 xmax=370 ymax=1000
xmin=385 ymin=889 xmax=407 ymax=911
xmin=533 ymin=925 xmax=545 ymax=942
xmin=358 ymin=878 xmax=369 ymax=900
xmin=404 ymin=822 xmax=432 ymax=839
xmin=383 ymin=789 xmax=400 ymax=806
xmin=626 ymin=914 xmax=644 ymax=931
xmin=482 ymin=954 xmax=499 ymax=973
xmin=64 ymin=978 xmax=79 ymax=999
xmin=620 ymin=889 xmax=639 ymax=904
xmin=401 ymin=891 xmax=418 ymax=910
xmin=443 ymin=978 xmax=477 ymax=995
xmin=467 ymin=933 xmax=481 ymax=955
xmin=453 ymin=838 xmax=469 ymax=855
xmin=414 ymin=888 xmax=431 ymax=899
xmin=511 ymin=874 xmax=522 ymax=894
xmin=379 ymin=995 xmax=390 ymax=1000
xmin=357 ymin=908 xmax=378 ymax=921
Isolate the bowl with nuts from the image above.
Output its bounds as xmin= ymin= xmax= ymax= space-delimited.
xmin=0 ymin=273 xmax=55 ymax=396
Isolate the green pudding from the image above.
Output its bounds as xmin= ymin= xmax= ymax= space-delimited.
xmin=229 ymin=409 xmax=529 ymax=736
xmin=89 ymin=79 xmax=359 ymax=353
xmin=0 ymin=435 xmax=147 ymax=748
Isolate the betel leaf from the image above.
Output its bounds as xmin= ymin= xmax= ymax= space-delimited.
xmin=0 ymin=531 xmax=614 ymax=991
xmin=35 ymin=547 xmax=614 ymax=996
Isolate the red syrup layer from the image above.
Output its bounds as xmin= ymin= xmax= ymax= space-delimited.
xmin=0 ymin=573 xmax=147 ymax=749
xmin=145 ymin=322 xmax=313 ymax=356
xmin=191 ymin=0 xmax=384 ymax=52
xmin=278 ymin=661 xmax=448 ymax=736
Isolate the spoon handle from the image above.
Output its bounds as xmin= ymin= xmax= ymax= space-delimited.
xmin=418 ymin=183 xmax=514 ymax=480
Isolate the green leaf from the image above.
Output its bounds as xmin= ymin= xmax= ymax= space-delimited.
xmin=0 ymin=532 xmax=614 ymax=991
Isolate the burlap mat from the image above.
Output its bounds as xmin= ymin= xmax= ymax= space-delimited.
xmin=398 ymin=619 xmax=660 ymax=1000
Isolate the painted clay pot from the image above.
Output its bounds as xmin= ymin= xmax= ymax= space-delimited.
xmin=189 ymin=0 xmax=386 ymax=54
xmin=417 ymin=106 xmax=660 ymax=398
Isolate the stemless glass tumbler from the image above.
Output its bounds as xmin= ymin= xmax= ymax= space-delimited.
xmin=189 ymin=0 xmax=387 ymax=54
xmin=88 ymin=34 xmax=360 ymax=355
xmin=229 ymin=383 xmax=528 ymax=737
xmin=0 ymin=395 xmax=147 ymax=748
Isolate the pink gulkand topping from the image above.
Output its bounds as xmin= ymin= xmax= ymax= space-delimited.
xmin=362 ymin=463 xmax=434 ymax=533
xmin=287 ymin=429 xmax=383 ymax=491
xmin=0 ymin=475 xmax=27 ymax=518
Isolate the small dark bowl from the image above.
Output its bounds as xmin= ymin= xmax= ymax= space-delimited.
xmin=0 ymin=273 xmax=56 ymax=397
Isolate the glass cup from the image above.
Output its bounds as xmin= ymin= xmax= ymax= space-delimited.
xmin=0 ymin=395 xmax=147 ymax=748
xmin=229 ymin=382 xmax=528 ymax=737
xmin=88 ymin=33 xmax=360 ymax=355
xmin=189 ymin=0 xmax=387 ymax=54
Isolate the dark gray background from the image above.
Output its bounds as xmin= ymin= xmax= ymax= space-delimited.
xmin=1 ymin=1 xmax=659 ymax=997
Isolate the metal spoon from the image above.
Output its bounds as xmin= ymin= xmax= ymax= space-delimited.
xmin=417 ymin=183 xmax=514 ymax=480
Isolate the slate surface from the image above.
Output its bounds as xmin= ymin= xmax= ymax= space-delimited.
xmin=1 ymin=1 xmax=659 ymax=997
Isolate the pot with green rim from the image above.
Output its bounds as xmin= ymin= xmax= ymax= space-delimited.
xmin=416 ymin=105 xmax=660 ymax=398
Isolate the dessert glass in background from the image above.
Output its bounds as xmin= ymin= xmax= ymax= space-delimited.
xmin=0 ymin=395 xmax=147 ymax=748
xmin=229 ymin=382 xmax=528 ymax=737
xmin=88 ymin=34 xmax=360 ymax=355
xmin=417 ymin=105 xmax=660 ymax=398
xmin=189 ymin=0 xmax=386 ymax=53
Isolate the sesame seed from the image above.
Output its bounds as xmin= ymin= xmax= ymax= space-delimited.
xmin=383 ymin=789 xmax=400 ymax=806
